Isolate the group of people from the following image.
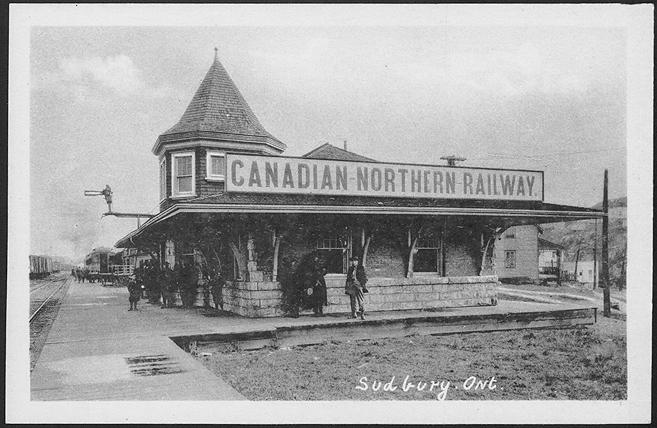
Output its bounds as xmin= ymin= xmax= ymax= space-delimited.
xmin=127 ymin=259 xmax=226 ymax=312
xmin=284 ymin=254 xmax=368 ymax=320
xmin=70 ymin=267 xmax=107 ymax=284
xmin=124 ymin=253 xmax=369 ymax=319
xmin=71 ymin=267 xmax=90 ymax=283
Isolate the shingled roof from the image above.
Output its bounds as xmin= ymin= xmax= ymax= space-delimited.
xmin=153 ymin=50 xmax=286 ymax=154
xmin=302 ymin=143 xmax=377 ymax=162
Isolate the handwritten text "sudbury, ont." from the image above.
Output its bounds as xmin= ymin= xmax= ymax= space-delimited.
xmin=355 ymin=375 xmax=497 ymax=400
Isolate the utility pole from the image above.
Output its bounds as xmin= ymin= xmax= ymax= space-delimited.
xmin=593 ymin=218 xmax=598 ymax=290
xmin=574 ymin=248 xmax=580 ymax=283
xmin=602 ymin=169 xmax=611 ymax=317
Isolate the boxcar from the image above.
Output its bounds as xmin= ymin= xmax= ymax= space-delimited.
xmin=29 ymin=255 xmax=53 ymax=279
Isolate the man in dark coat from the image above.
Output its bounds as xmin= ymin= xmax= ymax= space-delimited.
xmin=280 ymin=258 xmax=300 ymax=318
xmin=312 ymin=266 xmax=328 ymax=316
xmin=127 ymin=275 xmax=141 ymax=311
xmin=345 ymin=256 xmax=368 ymax=320
xmin=208 ymin=267 xmax=226 ymax=311
xmin=134 ymin=261 xmax=144 ymax=297
xmin=181 ymin=261 xmax=197 ymax=308
xmin=161 ymin=262 xmax=175 ymax=308
xmin=150 ymin=261 xmax=162 ymax=304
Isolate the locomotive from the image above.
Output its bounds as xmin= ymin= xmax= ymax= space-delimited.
xmin=84 ymin=247 xmax=121 ymax=282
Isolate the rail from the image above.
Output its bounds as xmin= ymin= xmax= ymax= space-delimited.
xmin=29 ymin=280 xmax=68 ymax=323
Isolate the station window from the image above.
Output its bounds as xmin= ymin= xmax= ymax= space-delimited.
xmin=415 ymin=236 xmax=440 ymax=273
xmin=316 ymin=235 xmax=348 ymax=274
xmin=171 ymin=152 xmax=195 ymax=197
xmin=504 ymin=250 xmax=516 ymax=269
xmin=206 ymin=151 xmax=226 ymax=181
xmin=159 ymin=158 xmax=167 ymax=200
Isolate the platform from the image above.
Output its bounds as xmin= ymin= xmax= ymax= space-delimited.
xmin=31 ymin=278 xmax=596 ymax=401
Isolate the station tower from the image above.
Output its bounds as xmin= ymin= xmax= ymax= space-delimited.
xmin=153 ymin=49 xmax=286 ymax=212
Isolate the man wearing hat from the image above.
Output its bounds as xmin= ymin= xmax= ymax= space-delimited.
xmin=345 ymin=256 xmax=368 ymax=319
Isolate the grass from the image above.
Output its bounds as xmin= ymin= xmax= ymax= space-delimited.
xmin=197 ymin=317 xmax=626 ymax=400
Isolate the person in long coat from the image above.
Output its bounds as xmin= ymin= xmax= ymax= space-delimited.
xmin=208 ymin=267 xmax=226 ymax=311
xmin=280 ymin=258 xmax=300 ymax=318
xmin=160 ymin=262 xmax=175 ymax=308
xmin=312 ymin=266 xmax=328 ymax=316
xmin=181 ymin=261 xmax=198 ymax=308
xmin=345 ymin=256 xmax=368 ymax=320
xmin=127 ymin=275 xmax=141 ymax=311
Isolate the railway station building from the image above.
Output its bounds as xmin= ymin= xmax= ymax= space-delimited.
xmin=115 ymin=52 xmax=604 ymax=317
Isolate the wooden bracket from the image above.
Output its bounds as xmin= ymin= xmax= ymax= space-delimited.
xmin=272 ymin=229 xmax=282 ymax=282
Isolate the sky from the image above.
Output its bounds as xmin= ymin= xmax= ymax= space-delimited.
xmin=29 ymin=24 xmax=627 ymax=262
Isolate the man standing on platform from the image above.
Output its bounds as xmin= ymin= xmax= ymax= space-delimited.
xmin=345 ymin=256 xmax=368 ymax=320
xmin=209 ymin=267 xmax=226 ymax=311
xmin=127 ymin=274 xmax=141 ymax=311
xmin=161 ymin=262 xmax=175 ymax=308
xmin=313 ymin=266 xmax=328 ymax=316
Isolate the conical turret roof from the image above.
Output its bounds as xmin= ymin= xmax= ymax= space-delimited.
xmin=153 ymin=50 xmax=285 ymax=154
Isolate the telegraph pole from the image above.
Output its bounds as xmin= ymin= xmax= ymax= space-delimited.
xmin=602 ymin=170 xmax=611 ymax=317
xmin=593 ymin=218 xmax=598 ymax=290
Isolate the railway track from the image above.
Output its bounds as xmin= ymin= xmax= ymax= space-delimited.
xmin=30 ymin=280 xmax=57 ymax=294
xmin=30 ymin=275 xmax=70 ymax=371
xmin=29 ymin=280 xmax=67 ymax=322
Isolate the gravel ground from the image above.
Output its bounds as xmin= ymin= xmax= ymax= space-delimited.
xmin=30 ymin=274 xmax=70 ymax=371
xmin=198 ymin=317 xmax=626 ymax=400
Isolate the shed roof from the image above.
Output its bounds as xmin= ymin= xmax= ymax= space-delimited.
xmin=538 ymin=237 xmax=565 ymax=250
xmin=302 ymin=143 xmax=377 ymax=162
xmin=153 ymin=50 xmax=285 ymax=154
xmin=115 ymin=195 xmax=605 ymax=248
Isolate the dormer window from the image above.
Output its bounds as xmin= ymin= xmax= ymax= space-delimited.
xmin=206 ymin=151 xmax=226 ymax=181
xmin=171 ymin=151 xmax=195 ymax=197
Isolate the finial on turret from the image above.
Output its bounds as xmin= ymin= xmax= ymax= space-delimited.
xmin=214 ymin=47 xmax=218 ymax=61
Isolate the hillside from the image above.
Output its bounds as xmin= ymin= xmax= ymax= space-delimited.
xmin=541 ymin=196 xmax=626 ymax=288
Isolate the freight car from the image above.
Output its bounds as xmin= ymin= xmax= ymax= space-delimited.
xmin=29 ymin=255 xmax=56 ymax=279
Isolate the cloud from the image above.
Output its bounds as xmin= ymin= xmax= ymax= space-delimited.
xmin=58 ymin=54 xmax=143 ymax=95
xmin=392 ymin=42 xmax=592 ymax=98
xmin=33 ymin=54 xmax=175 ymax=101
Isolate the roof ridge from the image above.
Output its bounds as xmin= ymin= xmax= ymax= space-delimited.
xmin=301 ymin=142 xmax=377 ymax=162
xmin=301 ymin=142 xmax=332 ymax=158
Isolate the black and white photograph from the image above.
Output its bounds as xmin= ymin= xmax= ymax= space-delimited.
xmin=6 ymin=3 xmax=653 ymax=424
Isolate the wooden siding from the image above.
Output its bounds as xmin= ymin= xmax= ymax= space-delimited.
xmin=494 ymin=225 xmax=539 ymax=280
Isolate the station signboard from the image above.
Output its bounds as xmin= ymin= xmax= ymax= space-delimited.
xmin=226 ymin=154 xmax=543 ymax=201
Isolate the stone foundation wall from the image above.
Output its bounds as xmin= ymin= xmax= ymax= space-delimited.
xmin=221 ymin=280 xmax=285 ymax=317
xmin=168 ymin=275 xmax=498 ymax=317
xmin=322 ymin=275 xmax=499 ymax=314
xmin=169 ymin=282 xmax=284 ymax=317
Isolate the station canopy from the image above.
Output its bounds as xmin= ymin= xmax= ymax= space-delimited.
xmin=115 ymin=191 xmax=604 ymax=249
